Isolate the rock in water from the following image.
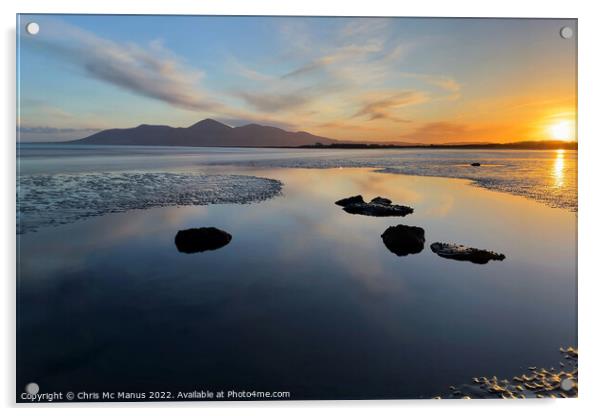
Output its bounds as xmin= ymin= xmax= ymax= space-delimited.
xmin=335 ymin=194 xmax=413 ymax=217
xmin=381 ymin=225 xmax=425 ymax=256
xmin=370 ymin=196 xmax=392 ymax=205
xmin=175 ymin=227 xmax=232 ymax=253
xmin=335 ymin=195 xmax=365 ymax=207
xmin=470 ymin=162 xmax=481 ymax=167
xmin=430 ymin=242 xmax=505 ymax=264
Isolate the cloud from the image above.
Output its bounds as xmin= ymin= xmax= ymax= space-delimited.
xmin=17 ymin=125 xmax=102 ymax=142
xmin=281 ymin=55 xmax=338 ymax=79
xmin=338 ymin=18 xmax=391 ymax=39
xmin=315 ymin=120 xmax=384 ymax=132
xmin=18 ymin=99 xmax=108 ymax=136
xmin=217 ymin=117 xmax=298 ymax=131
xmin=276 ymin=18 xmax=415 ymax=88
xmin=428 ymin=77 xmax=461 ymax=92
xmin=277 ymin=18 xmax=392 ymax=80
xmin=19 ymin=17 xmax=470 ymax=143
xmin=27 ymin=19 xmax=223 ymax=113
xmin=399 ymin=72 xmax=461 ymax=93
xmin=19 ymin=99 xmax=75 ymax=120
xmin=401 ymin=121 xmax=470 ymax=143
xmin=281 ymin=43 xmax=383 ymax=79
xmin=353 ymin=91 xmax=428 ymax=122
xmin=236 ymin=90 xmax=315 ymax=112
xmin=227 ymin=56 xmax=275 ymax=82
xmin=18 ymin=126 xmax=100 ymax=134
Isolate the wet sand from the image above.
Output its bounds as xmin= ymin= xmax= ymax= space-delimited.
xmin=436 ymin=347 xmax=578 ymax=399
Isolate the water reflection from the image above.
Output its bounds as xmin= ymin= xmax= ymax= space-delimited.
xmin=17 ymin=167 xmax=577 ymax=400
xmin=553 ymin=149 xmax=565 ymax=188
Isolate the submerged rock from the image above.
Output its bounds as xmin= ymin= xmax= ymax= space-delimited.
xmin=381 ymin=225 xmax=425 ymax=256
xmin=470 ymin=162 xmax=481 ymax=167
xmin=175 ymin=227 xmax=232 ymax=253
xmin=430 ymin=242 xmax=505 ymax=264
xmin=335 ymin=195 xmax=414 ymax=217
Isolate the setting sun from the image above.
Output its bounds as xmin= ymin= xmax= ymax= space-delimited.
xmin=549 ymin=120 xmax=573 ymax=141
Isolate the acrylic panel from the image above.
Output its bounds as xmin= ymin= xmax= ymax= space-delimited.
xmin=16 ymin=14 xmax=577 ymax=402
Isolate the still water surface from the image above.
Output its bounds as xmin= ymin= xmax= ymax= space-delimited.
xmin=17 ymin=146 xmax=577 ymax=399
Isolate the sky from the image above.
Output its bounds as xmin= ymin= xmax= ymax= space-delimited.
xmin=17 ymin=15 xmax=577 ymax=143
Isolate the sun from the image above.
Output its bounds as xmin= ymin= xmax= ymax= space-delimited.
xmin=549 ymin=120 xmax=572 ymax=141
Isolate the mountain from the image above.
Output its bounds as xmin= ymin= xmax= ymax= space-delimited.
xmin=70 ymin=119 xmax=338 ymax=147
xmin=67 ymin=120 xmax=577 ymax=149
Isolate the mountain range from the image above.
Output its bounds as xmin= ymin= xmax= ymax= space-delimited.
xmin=71 ymin=119 xmax=337 ymax=147
xmin=69 ymin=118 xmax=577 ymax=149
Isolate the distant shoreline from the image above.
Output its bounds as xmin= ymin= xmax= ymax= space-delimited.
xmin=298 ymin=141 xmax=577 ymax=150
xmin=19 ymin=141 xmax=578 ymax=150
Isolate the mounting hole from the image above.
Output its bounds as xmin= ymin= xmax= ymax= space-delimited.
xmin=25 ymin=382 xmax=39 ymax=395
xmin=560 ymin=26 xmax=573 ymax=39
xmin=560 ymin=378 xmax=575 ymax=391
xmin=26 ymin=22 xmax=40 ymax=35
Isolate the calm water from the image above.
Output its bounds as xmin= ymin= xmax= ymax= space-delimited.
xmin=17 ymin=145 xmax=577 ymax=400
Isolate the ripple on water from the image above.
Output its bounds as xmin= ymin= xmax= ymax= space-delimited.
xmin=16 ymin=172 xmax=282 ymax=234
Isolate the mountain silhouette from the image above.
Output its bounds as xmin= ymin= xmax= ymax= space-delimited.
xmin=71 ymin=119 xmax=337 ymax=147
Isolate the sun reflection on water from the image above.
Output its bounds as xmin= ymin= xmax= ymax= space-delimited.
xmin=553 ymin=149 xmax=565 ymax=188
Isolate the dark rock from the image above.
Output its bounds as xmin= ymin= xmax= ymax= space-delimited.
xmin=381 ymin=225 xmax=425 ymax=256
xmin=335 ymin=195 xmax=365 ymax=207
xmin=343 ymin=202 xmax=413 ymax=217
xmin=175 ymin=227 xmax=232 ymax=253
xmin=470 ymin=162 xmax=481 ymax=167
xmin=430 ymin=242 xmax=505 ymax=264
xmin=370 ymin=196 xmax=392 ymax=205
xmin=336 ymin=194 xmax=413 ymax=217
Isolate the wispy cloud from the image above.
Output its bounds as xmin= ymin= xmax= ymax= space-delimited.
xmin=280 ymin=55 xmax=338 ymax=79
xmin=18 ymin=126 xmax=100 ymax=134
xmin=17 ymin=125 xmax=101 ymax=142
xmin=401 ymin=121 xmax=470 ymax=143
xmin=18 ymin=99 xmax=107 ymax=134
xmin=281 ymin=42 xmax=384 ymax=79
xmin=19 ymin=17 xmax=476 ymax=142
xmin=353 ymin=91 xmax=428 ymax=122
xmin=338 ymin=18 xmax=392 ymax=39
xmin=19 ymin=99 xmax=74 ymax=120
xmin=227 ymin=58 xmax=274 ymax=82
xmin=236 ymin=90 xmax=315 ymax=112
xmin=402 ymin=73 xmax=461 ymax=92
xmin=27 ymin=19 xmax=222 ymax=113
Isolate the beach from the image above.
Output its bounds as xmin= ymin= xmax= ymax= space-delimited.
xmin=16 ymin=146 xmax=577 ymax=399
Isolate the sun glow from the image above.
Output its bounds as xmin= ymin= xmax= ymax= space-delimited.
xmin=549 ymin=120 xmax=573 ymax=141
